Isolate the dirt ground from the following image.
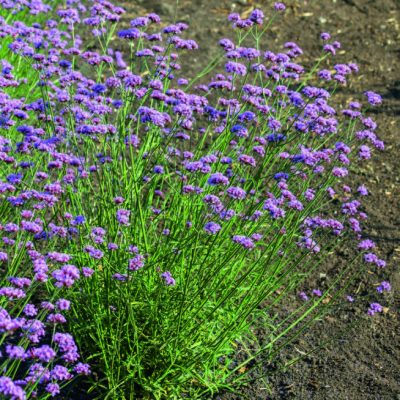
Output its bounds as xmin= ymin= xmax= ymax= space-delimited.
xmin=117 ymin=0 xmax=400 ymax=399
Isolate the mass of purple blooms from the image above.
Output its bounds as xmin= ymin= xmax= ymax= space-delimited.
xmin=0 ymin=0 xmax=390 ymax=398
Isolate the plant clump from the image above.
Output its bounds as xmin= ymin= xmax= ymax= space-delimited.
xmin=0 ymin=0 xmax=390 ymax=398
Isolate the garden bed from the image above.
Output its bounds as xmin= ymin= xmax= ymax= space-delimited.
xmin=0 ymin=0 xmax=398 ymax=399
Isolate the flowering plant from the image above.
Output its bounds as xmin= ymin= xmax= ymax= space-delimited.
xmin=0 ymin=0 xmax=389 ymax=398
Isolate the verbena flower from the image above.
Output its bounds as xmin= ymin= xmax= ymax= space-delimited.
xmin=364 ymin=91 xmax=382 ymax=106
xmin=376 ymin=281 xmax=391 ymax=293
xmin=204 ymin=222 xmax=221 ymax=235
xmin=161 ymin=271 xmax=176 ymax=286
xmin=368 ymin=302 xmax=383 ymax=316
xmin=274 ymin=2 xmax=286 ymax=11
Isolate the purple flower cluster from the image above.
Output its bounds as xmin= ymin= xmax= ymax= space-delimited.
xmin=204 ymin=222 xmax=221 ymax=235
xmin=161 ymin=271 xmax=176 ymax=286
xmin=232 ymin=235 xmax=255 ymax=250
xmin=0 ymin=293 xmax=90 ymax=398
xmin=368 ymin=302 xmax=383 ymax=316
